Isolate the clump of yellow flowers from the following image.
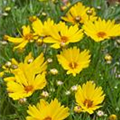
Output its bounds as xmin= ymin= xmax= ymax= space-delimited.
xmin=4 ymin=53 xmax=47 ymax=100
xmin=1 ymin=1 xmax=120 ymax=120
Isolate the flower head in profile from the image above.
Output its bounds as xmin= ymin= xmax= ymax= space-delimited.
xmin=0 ymin=52 xmax=34 ymax=77
xmin=83 ymin=18 xmax=120 ymax=42
xmin=4 ymin=25 xmax=36 ymax=50
xmin=75 ymin=81 xmax=105 ymax=114
xmin=62 ymin=2 xmax=97 ymax=24
xmin=43 ymin=22 xmax=83 ymax=49
xmin=57 ymin=47 xmax=91 ymax=76
xmin=5 ymin=53 xmax=47 ymax=100
xmin=26 ymin=98 xmax=69 ymax=120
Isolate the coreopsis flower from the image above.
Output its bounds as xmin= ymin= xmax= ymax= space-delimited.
xmin=57 ymin=47 xmax=91 ymax=76
xmin=31 ymin=17 xmax=43 ymax=37
xmin=26 ymin=98 xmax=69 ymax=120
xmin=43 ymin=22 xmax=83 ymax=49
xmin=5 ymin=53 xmax=47 ymax=100
xmin=42 ymin=18 xmax=55 ymax=36
xmin=62 ymin=2 xmax=97 ymax=24
xmin=83 ymin=18 xmax=120 ymax=42
xmin=32 ymin=18 xmax=54 ymax=43
xmin=32 ymin=17 xmax=54 ymax=36
xmin=4 ymin=25 xmax=36 ymax=50
xmin=75 ymin=81 xmax=105 ymax=114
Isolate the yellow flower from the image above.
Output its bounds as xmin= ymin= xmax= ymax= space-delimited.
xmin=26 ymin=98 xmax=69 ymax=120
xmin=57 ymin=47 xmax=91 ymax=76
xmin=31 ymin=17 xmax=43 ymax=36
xmin=62 ymin=2 xmax=97 ymax=24
xmin=32 ymin=18 xmax=54 ymax=43
xmin=75 ymin=81 xmax=105 ymax=114
xmin=109 ymin=114 xmax=117 ymax=120
xmin=43 ymin=22 xmax=83 ymax=49
xmin=83 ymin=18 xmax=120 ymax=42
xmin=5 ymin=25 xmax=36 ymax=50
xmin=42 ymin=18 xmax=55 ymax=36
xmin=5 ymin=53 xmax=47 ymax=100
xmin=32 ymin=18 xmax=54 ymax=36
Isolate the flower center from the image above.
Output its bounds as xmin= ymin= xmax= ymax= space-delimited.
xmin=87 ymin=10 xmax=93 ymax=15
xmin=97 ymin=32 xmax=106 ymax=38
xmin=24 ymin=33 xmax=33 ymax=41
xmin=61 ymin=36 xmax=68 ymax=42
xmin=75 ymin=16 xmax=81 ymax=21
xmin=61 ymin=36 xmax=68 ymax=46
xmin=84 ymin=99 xmax=93 ymax=108
xmin=24 ymin=85 xmax=33 ymax=93
xmin=69 ymin=62 xmax=78 ymax=69
xmin=43 ymin=117 xmax=52 ymax=120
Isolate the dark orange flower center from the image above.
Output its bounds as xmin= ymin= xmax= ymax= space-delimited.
xmin=84 ymin=99 xmax=93 ymax=108
xmin=61 ymin=36 xmax=68 ymax=42
xmin=24 ymin=85 xmax=33 ymax=93
xmin=61 ymin=36 xmax=68 ymax=46
xmin=24 ymin=33 xmax=33 ymax=41
xmin=69 ymin=62 xmax=78 ymax=69
xmin=43 ymin=117 xmax=52 ymax=120
xmin=97 ymin=32 xmax=106 ymax=38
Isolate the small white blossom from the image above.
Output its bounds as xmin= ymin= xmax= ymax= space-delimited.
xmin=97 ymin=110 xmax=104 ymax=117
xmin=5 ymin=61 xmax=11 ymax=67
xmin=65 ymin=90 xmax=71 ymax=95
xmin=41 ymin=91 xmax=49 ymax=97
xmin=18 ymin=98 xmax=27 ymax=104
xmin=71 ymin=85 xmax=78 ymax=91
xmin=47 ymin=58 xmax=53 ymax=63
xmin=57 ymin=81 xmax=63 ymax=86
xmin=50 ymin=68 xmax=58 ymax=75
